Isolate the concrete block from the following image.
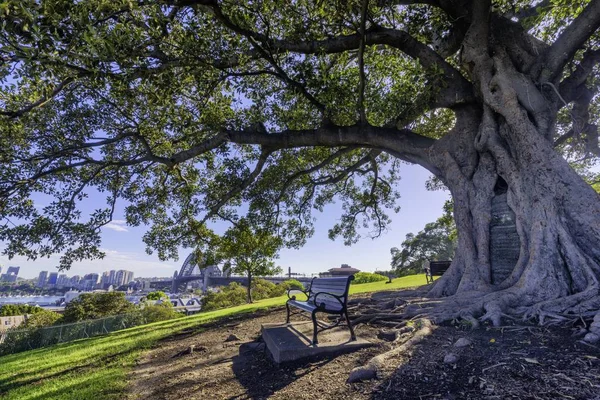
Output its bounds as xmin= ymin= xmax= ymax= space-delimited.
xmin=261 ymin=321 xmax=372 ymax=364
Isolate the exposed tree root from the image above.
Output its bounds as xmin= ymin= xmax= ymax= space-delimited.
xmin=347 ymin=319 xmax=433 ymax=383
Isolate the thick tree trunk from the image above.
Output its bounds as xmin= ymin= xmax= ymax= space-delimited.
xmin=419 ymin=103 xmax=600 ymax=326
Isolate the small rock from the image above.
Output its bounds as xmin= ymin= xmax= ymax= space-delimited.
xmin=454 ymin=338 xmax=472 ymax=348
xmin=593 ymin=313 xmax=600 ymax=322
xmin=225 ymin=333 xmax=241 ymax=342
xmin=444 ymin=353 xmax=459 ymax=364
xmin=583 ymin=332 xmax=600 ymax=343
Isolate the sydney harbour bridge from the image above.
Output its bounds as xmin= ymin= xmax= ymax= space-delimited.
xmin=151 ymin=253 xmax=312 ymax=293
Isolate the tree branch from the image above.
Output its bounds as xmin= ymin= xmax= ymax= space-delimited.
xmin=539 ymin=0 xmax=600 ymax=82
xmin=0 ymin=78 xmax=76 ymax=119
xmin=357 ymin=0 xmax=370 ymax=124
xmin=203 ymin=149 xmax=272 ymax=221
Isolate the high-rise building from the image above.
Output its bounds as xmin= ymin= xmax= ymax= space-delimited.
xmin=109 ymin=270 xmax=116 ymax=285
xmin=81 ymin=273 xmax=99 ymax=291
xmin=57 ymin=274 xmax=68 ymax=287
xmin=115 ymin=270 xmax=126 ymax=287
xmin=69 ymin=275 xmax=81 ymax=287
xmin=37 ymin=271 xmax=48 ymax=287
xmin=100 ymin=271 xmax=111 ymax=289
xmin=47 ymin=272 xmax=58 ymax=285
xmin=1 ymin=266 xmax=20 ymax=282
xmin=125 ymin=271 xmax=134 ymax=285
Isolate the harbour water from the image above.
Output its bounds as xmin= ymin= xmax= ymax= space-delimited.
xmin=0 ymin=296 xmax=63 ymax=306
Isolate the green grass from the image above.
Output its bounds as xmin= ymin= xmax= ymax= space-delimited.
xmin=0 ymin=274 xmax=427 ymax=400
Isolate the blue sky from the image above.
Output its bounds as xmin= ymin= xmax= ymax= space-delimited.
xmin=5 ymin=163 xmax=449 ymax=280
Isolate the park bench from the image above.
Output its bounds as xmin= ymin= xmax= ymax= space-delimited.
xmin=286 ymin=276 xmax=356 ymax=345
xmin=425 ymin=260 xmax=452 ymax=284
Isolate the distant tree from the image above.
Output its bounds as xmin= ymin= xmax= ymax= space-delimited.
xmin=200 ymin=282 xmax=247 ymax=311
xmin=145 ymin=291 xmax=168 ymax=301
xmin=139 ymin=302 xmax=181 ymax=324
xmin=23 ymin=310 xmax=62 ymax=328
xmin=391 ymin=202 xmax=457 ymax=275
xmin=0 ymin=304 xmax=44 ymax=316
xmin=219 ymin=219 xmax=283 ymax=303
xmin=62 ymin=292 xmax=135 ymax=323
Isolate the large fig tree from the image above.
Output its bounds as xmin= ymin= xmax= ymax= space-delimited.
xmin=1 ymin=0 xmax=600 ymax=326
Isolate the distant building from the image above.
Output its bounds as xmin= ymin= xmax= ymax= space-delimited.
xmin=0 ymin=315 xmax=28 ymax=333
xmin=47 ymin=272 xmax=58 ymax=286
xmin=37 ymin=271 xmax=49 ymax=287
xmin=100 ymin=272 xmax=111 ymax=289
xmin=109 ymin=270 xmax=116 ymax=285
xmin=69 ymin=275 xmax=81 ymax=287
xmin=321 ymin=264 xmax=360 ymax=277
xmin=1 ymin=266 xmax=20 ymax=282
xmin=81 ymin=273 xmax=99 ymax=291
xmin=57 ymin=274 xmax=68 ymax=287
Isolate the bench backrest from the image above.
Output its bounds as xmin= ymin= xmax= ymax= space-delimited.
xmin=307 ymin=276 xmax=354 ymax=311
xmin=429 ymin=261 xmax=451 ymax=276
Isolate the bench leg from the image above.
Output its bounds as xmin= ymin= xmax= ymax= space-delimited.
xmin=311 ymin=310 xmax=318 ymax=345
xmin=344 ymin=309 xmax=356 ymax=341
xmin=286 ymin=302 xmax=291 ymax=324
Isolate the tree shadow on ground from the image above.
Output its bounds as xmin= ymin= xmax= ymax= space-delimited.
xmin=367 ymin=324 xmax=600 ymax=400
xmin=230 ymin=344 xmax=337 ymax=399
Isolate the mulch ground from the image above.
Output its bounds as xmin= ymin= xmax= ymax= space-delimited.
xmin=126 ymin=295 xmax=600 ymax=400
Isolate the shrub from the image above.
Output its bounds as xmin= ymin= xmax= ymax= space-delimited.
xmin=270 ymin=279 xmax=305 ymax=297
xmin=23 ymin=309 xmax=62 ymax=328
xmin=139 ymin=302 xmax=182 ymax=324
xmin=62 ymin=292 xmax=135 ymax=323
xmin=352 ymin=272 xmax=388 ymax=284
xmin=251 ymin=278 xmax=278 ymax=300
xmin=0 ymin=304 xmax=45 ymax=316
xmin=201 ymin=282 xmax=247 ymax=311
xmin=145 ymin=291 xmax=168 ymax=301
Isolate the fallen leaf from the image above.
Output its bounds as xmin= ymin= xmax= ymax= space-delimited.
xmin=523 ymin=358 xmax=540 ymax=364
xmin=489 ymin=338 xmax=496 ymax=343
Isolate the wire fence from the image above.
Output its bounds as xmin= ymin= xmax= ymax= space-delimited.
xmin=0 ymin=313 xmax=147 ymax=355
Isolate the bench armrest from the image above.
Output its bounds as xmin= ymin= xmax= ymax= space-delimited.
xmin=313 ymin=291 xmax=345 ymax=310
xmin=287 ymin=288 xmax=308 ymax=300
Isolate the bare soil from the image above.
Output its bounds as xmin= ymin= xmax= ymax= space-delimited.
xmin=127 ymin=295 xmax=600 ymax=400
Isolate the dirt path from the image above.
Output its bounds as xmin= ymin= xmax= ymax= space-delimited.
xmin=127 ymin=304 xmax=600 ymax=400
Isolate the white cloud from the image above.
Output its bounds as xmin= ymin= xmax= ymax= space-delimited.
xmin=104 ymin=220 xmax=129 ymax=232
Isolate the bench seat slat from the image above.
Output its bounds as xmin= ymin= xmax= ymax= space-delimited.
xmin=288 ymin=300 xmax=318 ymax=313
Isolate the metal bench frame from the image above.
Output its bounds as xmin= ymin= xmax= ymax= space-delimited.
xmin=285 ymin=275 xmax=356 ymax=345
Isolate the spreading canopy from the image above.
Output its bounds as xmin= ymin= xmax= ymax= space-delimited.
xmin=1 ymin=0 xmax=599 ymax=272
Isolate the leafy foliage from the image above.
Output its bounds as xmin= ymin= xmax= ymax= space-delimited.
xmin=139 ymin=302 xmax=182 ymax=324
xmin=352 ymin=272 xmax=388 ymax=284
xmin=200 ymin=279 xmax=304 ymax=311
xmin=0 ymin=0 xmax=598 ymax=272
xmin=22 ymin=309 xmax=62 ymax=328
xmin=200 ymin=282 xmax=248 ymax=312
xmin=0 ymin=304 xmax=45 ymax=316
xmin=219 ymin=219 xmax=283 ymax=302
xmin=62 ymin=292 xmax=135 ymax=323
xmin=391 ymin=201 xmax=456 ymax=275
xmin=145 ymin=291 xmax=168 ymax=301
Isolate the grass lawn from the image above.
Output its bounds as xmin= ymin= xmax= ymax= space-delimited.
xmin=0 ymin=274 xmax=427 ymax=400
